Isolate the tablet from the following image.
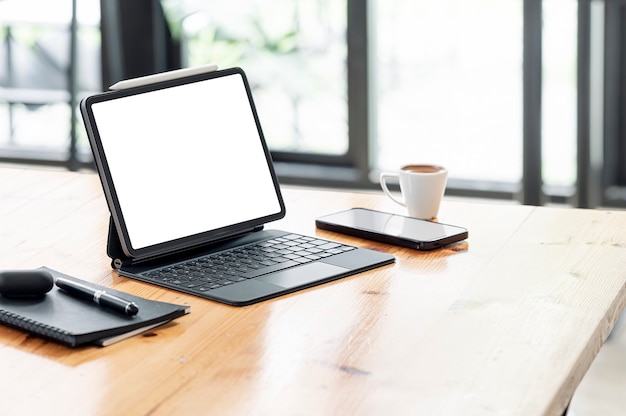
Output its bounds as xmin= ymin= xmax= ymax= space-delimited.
xmin=80 ymin=67 xmax=286 ymax=260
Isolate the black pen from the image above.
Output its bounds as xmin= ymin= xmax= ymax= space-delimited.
xmin=55 ymin=277 xmax=139 ymax=316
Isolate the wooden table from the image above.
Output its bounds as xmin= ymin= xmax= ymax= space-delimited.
xmin=1 ymin=165 xmax=626 ymax=416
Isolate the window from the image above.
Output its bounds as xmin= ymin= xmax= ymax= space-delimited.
xmin=167 ymin=0 xmax=348 ymax=156
xmin=374 ymin=0 xmax=524 ymax=185
xmin=542 ymin=0 xmax=578 ymax=197
xmin=168 ymin=0 xmax=585 ymax=202
xmin=0 ymin=0 xmax=100 ymax=168
xmin=3 ymin=0 xmax=626 ymax=208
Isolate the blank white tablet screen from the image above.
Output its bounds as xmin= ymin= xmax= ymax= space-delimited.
xmin=91 ymin=72 xmax=282 ymax=250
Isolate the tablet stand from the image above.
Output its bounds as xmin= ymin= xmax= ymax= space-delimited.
xmin=107 ymin=217 xmax=129 ymax=269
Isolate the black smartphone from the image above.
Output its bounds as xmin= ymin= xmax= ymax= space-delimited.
xmin=315 ymin=208 xmax=468 ymax=250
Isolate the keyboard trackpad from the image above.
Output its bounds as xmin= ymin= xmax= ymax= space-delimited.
xmin=258 ymin=262 xmax=348 ymax=289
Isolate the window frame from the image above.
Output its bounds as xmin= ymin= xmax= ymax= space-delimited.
xmin=270 ymin=0 xmax=373 ymax=188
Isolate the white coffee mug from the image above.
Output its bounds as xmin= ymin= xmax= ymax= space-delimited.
xmin=380 ymin=164 xmax=448 ymax=219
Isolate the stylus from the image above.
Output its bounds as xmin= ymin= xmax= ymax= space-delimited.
xmin=55 ymin=277 xmax=139 ymax=316
xmin=108 ymin=63 xmax=219 ymax=90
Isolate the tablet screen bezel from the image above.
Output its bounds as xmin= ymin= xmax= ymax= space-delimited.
xmin=80 ymin=67 xmax=286 ymax=261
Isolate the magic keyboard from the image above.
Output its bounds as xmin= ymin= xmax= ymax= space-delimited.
xmin=140 ymin=233 xmax=356 ymax=295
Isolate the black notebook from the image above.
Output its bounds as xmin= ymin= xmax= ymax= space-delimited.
xmin=0 ymin=267 xmax=190 ymax=347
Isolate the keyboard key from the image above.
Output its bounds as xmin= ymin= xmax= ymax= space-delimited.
xmin=243 ymin=260 xmax=300 ymax=278
xmin=272 ymin=257 xmax=291 ymax=263
xmin=293 ymin=257 xmax=313 ymax=263
xmin=259 ymin=247 xmax=278 ymax=253
xmin=318 ymin=242 xmax=341 ymax=250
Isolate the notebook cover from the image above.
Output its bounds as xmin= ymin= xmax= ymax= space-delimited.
xmin=0 ymin=267 xmax=190 ymax=347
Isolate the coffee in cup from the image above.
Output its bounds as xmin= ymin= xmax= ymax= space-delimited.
xmin=379 ymin=164 xmax=448 ymax=219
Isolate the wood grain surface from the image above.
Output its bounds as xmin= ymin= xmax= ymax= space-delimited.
xmin=1 ymin=165 xmax=626 ymax=416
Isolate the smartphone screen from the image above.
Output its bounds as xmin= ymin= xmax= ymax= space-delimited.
xmin=316 ymin=208 xmax=468 ymax=250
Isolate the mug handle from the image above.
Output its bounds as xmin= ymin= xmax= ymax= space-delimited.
xmin=379 ymin=172 xmax=406 ymax=207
